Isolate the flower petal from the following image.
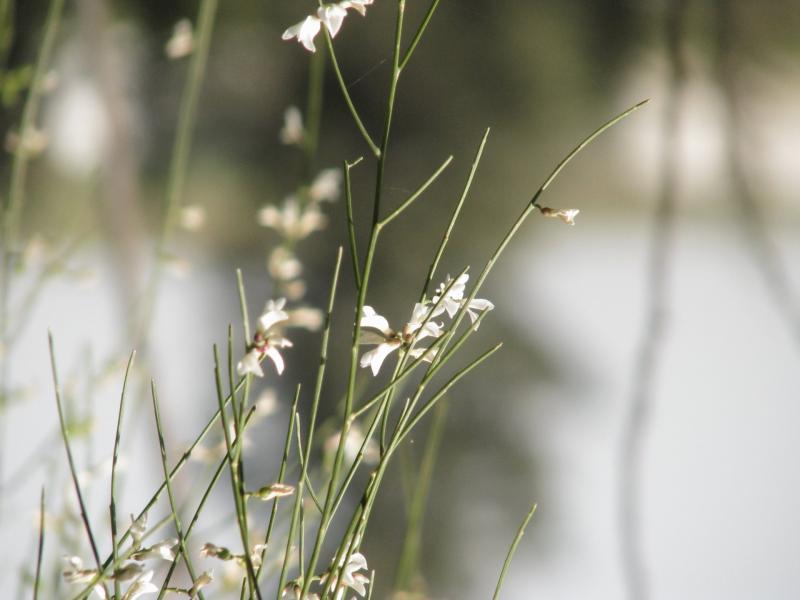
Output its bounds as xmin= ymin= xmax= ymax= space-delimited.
xmin=264 ymin=346 xmax=285 ymax=375
xmin=317 ymin=4 xmax=348 ymax=37
xmin=360 ymin=342 xmax=400 ymax=376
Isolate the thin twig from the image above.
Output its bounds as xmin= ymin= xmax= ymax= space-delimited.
xmin=492 ymin=503 xmax=537 ymax=600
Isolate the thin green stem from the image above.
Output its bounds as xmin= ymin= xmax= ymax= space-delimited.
xmin=110 ymin=351 xmax=135 ymax=600
xmin=321 ymin=29 xmax=380 ymax=157
xmin=150 ymin=382 xmax=205 ymax=600
xmin=33 ymin=487 xmax=45 ymax=600
xmin=47 ymin=333 xmax=108 ymax=598
xmin=399 ymin=0 xmax=442 ymax=70
xmin=378 ymin=155 xmax=453 ymax=228
xmin=421 ymin=128 xmax=491 ymax=299
xmin=213 ymin=346 xmax=262 ymax=600
xmin=255 ymin=385 xmax=301 ymax=582
xmin=492 ymin=504 xmax=537 ymax=600
xmin=371 ymin=0 xmax=406 ymax=225
xmin=344 ymin=157 xmax=364 ymax=289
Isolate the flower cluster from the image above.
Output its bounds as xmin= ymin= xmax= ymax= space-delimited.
xmin=259 ymin=168 xmax=342 ymax=301
xmin=237 ymin=299 xmax=293 ymax=378
xmin=282 ymin=0 xmax=374 ymax=53
xmin=61 ymin=512 xmax=204 ymax=599
xmin=359 ymin=273 xmax=494 ymax=375
xmin=282 ymin=551 xmax=371 ymax=599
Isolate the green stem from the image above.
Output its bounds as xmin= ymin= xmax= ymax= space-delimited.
xmin=48 ymin=333 xmax=109 ymax=599
xmin=33 ymin=487 xmax=45 ymax=600
xmin=110 ymin=351 xmax=136 ymax=600
xmin=150 ymin=382 xmax=205 ymax=600
xmin=492 ymin=504 xmax=537 ymax=600
xmin=399 ymin=0 xmax=442 ymax=71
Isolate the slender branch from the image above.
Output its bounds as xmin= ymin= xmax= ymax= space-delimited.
xmin=33 ymin=487 xmax=46 ymax=600
xmin=48 ymin=333 xmax=108 ymax=598
xmin=492 ymin=503 xmax=537 ymax=600
xmin=110 ymin=351 xmax=136 ymax=600
xmin=422 ymin=128 xmax=491 ymax=299
xmin=399 ymin=0 xmax=441 ymax=70
xmin=321 ymin=29 xmax=380 ymax=157
xmin=344 ymin=157 xmax=364 ymax=289
xmin=379 ymin=155 xmax=453 ymax=228
xmin=151 ymin=382 xmax=205 ymax=600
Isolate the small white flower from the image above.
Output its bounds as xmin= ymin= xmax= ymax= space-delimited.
xmin=317 ymin=4 xmax=348 ymax=37
xmin=62 ymin=556 xmax=97 ymax=584
xmin=359 ymin=305 xmax=442 ymax=376
xmin=281 ymin=15 xmax=322 ymax=52
xmin=131 ymin=539 xmax=178 ymax=562
xmin=130 ymin=512 xmax=148 ymax=548
xmin=237 ymin=299 xmax=293 ymax=377
xmin=113 ymin=562 xmax=145 ymax=582
xmin=237 ymin=349 xmax=264 ymax=378
xmin=268 ymin=246 xmax=303 ymax=281
xmin=188 ymin=571 xmax=214 ymax=597
xmin=179 ymin=204 xmax=206 ymax=231
xmin=258 ymin=197 xmax=327 ymax=240
xmin=121 ymin=570 xmax=158 ymax=600
xmin=166 ymin=19 xmax=194 ymax=59
xmin=249 ymin=482 xmax=295 ymax=501
xmin=538 ymin=205 xmax=579 ymax=225
xmin=287 ymin=306 xmax=325 ymax=331
xmin=338 ymin=552 xmax=370 ymax=596
xmin=432 ymin=273 xmax=494 ymax=326
xmin=280 ymin=105 xmax=304 ymax=146
xmin=339 ymin=0 xmax=374 ymax=17
xmin=309 ymin=168 xmax=343 ymax=203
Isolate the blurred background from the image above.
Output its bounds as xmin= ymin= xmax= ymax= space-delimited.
xmin=1 ymin=0 xmax=799 ymax=598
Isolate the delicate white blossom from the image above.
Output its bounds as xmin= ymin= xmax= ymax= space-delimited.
xmin=131 ymin=539 xmax=178 ymax=562
xmin=188 ymin=571 xmax=214 ymax=597
xmin=359 ymin=305 xmax=442 ymax=376
xmin=334 ymin=552 xmax=370 ymax=597
xmin=258 ymin=197 xmax=327 ymax=241
xmin=130 ymin=512 xmax=148 ymax=548
xmin=281 ymin=1 xmax=374 ymax=53
xmin=179 ymin=204 xmax=206 ymax=231
xmin=237 ymin=299 xmax=293 ymax=377
xmin=166 ymin=19 xmax=194 ymax=59
xmin=121 ymin=570 xmax=158 ymax=600
xmin=249 ymin=482 xmax=295 ymax=501
xmin=309 ymin=168 xmax=342 ymax=203
xmin=432 ymin=273 xmax=494 ymax=327
xmin=538 ymin=205 xmax=579 ymax=225
xmin=268 ymin=246 xmax=303 ymax=281
xmin=281 ymin=15 xmax=322 ymax=52
xmin=280 ymin=105 xmax=304 ymax=146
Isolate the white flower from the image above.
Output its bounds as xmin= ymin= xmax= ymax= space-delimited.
xmin=166 ymin=19 xmax=194 ymax=59
xmin=282 ymin=1 xmax=374 ymax=53
xmin=121 ymin=570 xmax=158 ymax=600
xmin=131 ymin=539 xmax=178 ymax=562
xmin=249 ymin=482 xmax=295 ymax=501
xmin=317 ymin=4 xmax=348 ymax=37
xmin=237 ymin=299 xmax=293 ymax=377
xmin=179 ymin=204 xmax=206 ymax=231
xmin=281 ymin=15 xmax=322 ymax=52
xmin=237 ymin=349 xmax=264 ymax=378
xmin=113 ymin=562 xmax=145 ymax=582
xmin=268 ymin=246 xmax=303 ymax=281
xmin=359 ymin=305 xmax=442 ymax=376
xmin=309 ymin=168 xmax=343 ymax=203
xmin=130 ymin=512 xmax=148 ymax=548
xmin=258 ymin=197 xmax=327 ymax=240
xmin=538 ymin=205 xmax=579 ymax=225
xmin=62 ymin=556 xmax=97 ymax=584
xmin=188 ymin=571 xmax=214 ymax=597
xmin=280 ymin=106 xmax=304 ymax=146
xmin=339 ymin=0 xmax=374 ymax=17
xmin=287 ymin=306 xmax=325 ymax=331
xmin=432 ymin=273 xmax=493 ymax=326
xmin=339 ymin=552 xmax=370 ymax=596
